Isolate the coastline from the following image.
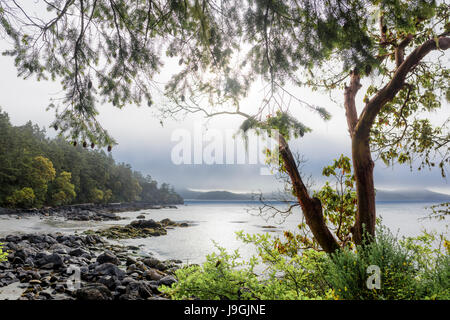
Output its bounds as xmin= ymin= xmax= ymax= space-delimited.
xmin=0 ymin=201 xmax=184 ymax=221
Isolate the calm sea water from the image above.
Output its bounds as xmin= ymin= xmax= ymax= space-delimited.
xmin=119 ymin=200 xmax=448 ymax=263
xmin=0 ymin=201 xmax=447 ymax=264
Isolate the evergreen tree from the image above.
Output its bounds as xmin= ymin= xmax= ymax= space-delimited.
xmin=0 ymin=108 xmax=182 ymax=207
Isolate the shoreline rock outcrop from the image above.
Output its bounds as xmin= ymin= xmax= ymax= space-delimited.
xmin=83 ymin=218 xmax=189 ymax=240
xmin=0 ymin=202 xmax=180 ymax=222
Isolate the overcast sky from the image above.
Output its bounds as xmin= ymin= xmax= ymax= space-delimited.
xmin=0 ymin=35 xmax=449 ymax=195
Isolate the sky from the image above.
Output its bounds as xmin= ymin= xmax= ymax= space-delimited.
xmin=0 ymin=7 xmax=449 ymax=195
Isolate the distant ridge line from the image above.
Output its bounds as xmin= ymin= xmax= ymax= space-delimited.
xmin=178 ymin=189 xmax=450 ymax=202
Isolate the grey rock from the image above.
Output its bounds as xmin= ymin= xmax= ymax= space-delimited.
xmin=129 ymin=219 xmax=161 ymax=229
xmin=143 ymin=269 xmax=164 ymax=281
xmin=158 ymin=275 xmax=177 ymax=287
xmin=126 ymin=281 xmax=152 ymax=299
xmin=98 ymin=275 xmax=117 ymax=290
xmin=36 ymin=253 xmax=64 ymax=269
xmin=75 ymin=283 xmax=112 ymax=300
xmin=126 ymin=257 xmax=136 ymax=266
xmin=94 ymin=263 xmax=126 ymax=279
xmin=142 ymin=257 xmax=160 ymax=268
xmin=96 ymin=251 xmax=120 ymax=265
xmin=69 ymin=247 xmax=88 ymax=257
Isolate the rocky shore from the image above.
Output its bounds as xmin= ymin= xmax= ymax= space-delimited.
xmin=0 ymin=232 xmax=182 ymax=300
xmin=0 ymin=202 xmax=181 ymax=222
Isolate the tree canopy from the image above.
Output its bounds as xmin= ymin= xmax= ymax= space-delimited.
xmin=0 ymin=1 xmax=447 ymax=164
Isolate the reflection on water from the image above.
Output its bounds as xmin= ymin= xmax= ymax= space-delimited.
xmin=0 ymin=201 xmax=447 ymax=264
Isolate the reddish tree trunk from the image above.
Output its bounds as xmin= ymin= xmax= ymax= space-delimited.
xmin=278 ymin=135 xmax=340 ymax=253
xmin=347 ymin=36 xmax=450 ymax=244
xmin=351 ymin=132 xmax=376 ymax=244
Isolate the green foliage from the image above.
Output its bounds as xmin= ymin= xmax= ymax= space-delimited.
xmin=365 ymin=1 xmax=449 ymax=175
xmin=27 ymin=156 xmax=56 ymax=206
xmin=326 ymin=227 xmax=417 ymax=299
xmin=239 ymin=111 xmax=313 ymax=142
xmin=326 ymin=226 xmax=449 ymax=300
xmin=314 ymin=155 xmax=357 ymax=244
xmin=103 ymin=189 xmax=113 ymax=204
xmin=160 ymin=244 xmax=263 ymax=300
xmin=0 ymin=243 xmax=7 ymax=262
xmin=49 ymin=171 xmax=76 ymax=206
xmin=90 ymin=187 xmax=104 ymax=204
xmin=160 ymin=235 xmax=329 ymax=300
xmin=0 ymin=108 xmax=182 ymax=207
xmin=6 ymin=187 xmax=35 ymax=208
xmin=237 ymin=232 xmax=330 ymax=299
xmin=162 ymin=226 xmax=449 ymax=300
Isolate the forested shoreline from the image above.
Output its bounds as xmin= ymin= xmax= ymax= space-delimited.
xmin=0 ymin=108 xmax=183 ymax=208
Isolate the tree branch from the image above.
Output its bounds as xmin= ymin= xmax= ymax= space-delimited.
xmin=395 ymin=34 xmax=413 ymax=67
xmin=355 ymin=36 xmax=450 ymax=140
xmin=344 ymin=70 xmax=361 ymax=137
xmin=278 ymin=134 xmax=340 ymax=253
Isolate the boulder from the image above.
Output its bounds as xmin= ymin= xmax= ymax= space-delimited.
xmin=143 ymin=269 xmax=164 ymax=281
xmin=160 ymin=218 xmax=176 ymax=226
xmin=129 ymin=219 xmax=161 ymax=229
xmin=126 ymin=281 xmax=153 ymax=299
xmin=94 ymin=263 xmax=126 ymax=279
xmin=75 ymin=283 xmax=113 ymax=300
xmin=96 ymin=251 xmax=120 ymax=265
xmin=69 ymin=247 xmax=89 ymax=257
xmin=158 ymin=275 xmax=177 ymax=287
xmin=142 ymin=257 xmax=160 ymax=269
xmin=36 ymin=253 xmax=64 ymax=269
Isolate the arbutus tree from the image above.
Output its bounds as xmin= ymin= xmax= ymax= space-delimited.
xmin=0 ymin=0 xmax=449 ymax=252
xmin=165 ymin=0 xmax=450 ymax=251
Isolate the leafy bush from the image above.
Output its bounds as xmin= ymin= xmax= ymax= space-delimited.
xmin=326 ymin=226 xmax=449 ymax=300
xmin=160 ymin=244 xmax=263 ymax=300
xmin=399 ymin=229 xmax=450 ymax=299
xmin=6 ymin=187 xmax=36 ymax=208
xmin=160 ymin=235 xmax=331 ymax=300
xmin=237 ymin=232 xmax=330 ymax=299
xmin=0 ymin=244 xmax=7 ymax=262
xmin=325 ymin=227 xmax=417 ymax=299
xmin=161 ymin=226 xmax=449 ymax=300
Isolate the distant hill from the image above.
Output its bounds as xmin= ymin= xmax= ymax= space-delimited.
xmin=178 ymin=189 xmax=257 ymax=200
xmin=179 ymin=188 xmax=450 ymax=202
xmin=196 ymin=191 xmax=255 ymax=200
xmin=375 ymin=189 xmax=450 ymax=202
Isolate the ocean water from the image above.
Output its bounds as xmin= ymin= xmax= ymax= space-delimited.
xmin=0 ymin=201 xmax=447 ymax=264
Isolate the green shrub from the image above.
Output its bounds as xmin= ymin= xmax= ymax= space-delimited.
xmin=160 ymin=234 xmax=331 ymax=300
xmin=0 ymin=244 xmax=7 ymax=262
xmin=6 ymin=187 xmax=36 ymax=208
xmin=160 ymin=244 xmax=264 ymax=300
xmin=326 ymin=226 xmax=449 ymax=300
xmin=161 ymin=226 xmax=449 ymax=300
xmin=399 ymin=229 xmax=450 ymax=299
